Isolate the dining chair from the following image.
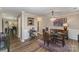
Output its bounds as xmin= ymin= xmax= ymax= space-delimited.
xmin=42 ymin=29 xmax=50 ymax=46
xmin=54 ymin=33 xmax=65 ymax=47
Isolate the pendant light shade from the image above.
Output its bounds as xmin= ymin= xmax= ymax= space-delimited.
xmin=63 ymin=23 xmax=68 ymax=27
xmin=37 ymin=17 xmax=42 ymax=22
xmin=50 ymin=10 xmax=57 ymax=22
xmin=50 ymin=17 xmax=56 ymax=22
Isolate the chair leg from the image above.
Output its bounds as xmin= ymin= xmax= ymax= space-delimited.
xmin=67 ymin=36 xmax=68 ymax=40
xmin=44 ymin=40 xmax=45 ymax=45
xmin=47 ymin=40 xmax=50 ymax=47
xmin=62 ymin=40 xmax=65 ymax=47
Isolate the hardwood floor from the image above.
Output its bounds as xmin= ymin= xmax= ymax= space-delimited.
xmin=1 ymin=32 xmax=78 ymax=52
xmin=10 ymin=37 xmax=79 ymax=52
xmin=10 ymin=38 xmax=49 ymax=52
xmin=65 ymin=39 xmax=79 ymax=52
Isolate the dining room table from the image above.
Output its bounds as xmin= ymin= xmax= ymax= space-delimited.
xmin=49 ymin=31 xmax=65 ymax=47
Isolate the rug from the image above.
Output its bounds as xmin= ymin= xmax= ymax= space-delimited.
xmin=37 ymin=39 xmax=71 ymax=52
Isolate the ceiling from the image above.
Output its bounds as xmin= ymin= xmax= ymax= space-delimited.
xmin=0 ymin=7 xmax=79 ymax=16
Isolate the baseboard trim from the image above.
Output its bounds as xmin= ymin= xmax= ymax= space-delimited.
xmin=68 ymin=38 xmax=78 ymax=42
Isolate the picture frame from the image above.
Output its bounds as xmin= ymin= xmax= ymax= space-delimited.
xmin=53 ymin=18 xmax=67 ymax=26
xmin=27 ymin=17 xmax=34 ymax=26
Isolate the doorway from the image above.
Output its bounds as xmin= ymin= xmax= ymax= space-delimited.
xmin=2 ymin=18 xmax=18 ymax=51
xmin=3 ymin=19 xmax=18 ymax=38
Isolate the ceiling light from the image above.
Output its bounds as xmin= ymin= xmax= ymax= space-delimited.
xmin=50 ymin=10 xmax=57 ymax=22
xmin=50 ymin=17 xmax=56 ymax=22
xmin=37 ymin=17 xmax=42 ymax=22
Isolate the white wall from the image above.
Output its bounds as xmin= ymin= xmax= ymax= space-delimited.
xmin=17 ymin=16 xmax=22 ymax=39
xmin=20 ymin=11 xmax=43 ymax=42
xmin=0 ymin=15 xmax=2 ymax=32
xmin=67 ymin=14 xmax=79 ymax=40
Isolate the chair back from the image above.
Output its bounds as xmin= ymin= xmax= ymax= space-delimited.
xmin=42 ymin=29 xmax=50 ymax=41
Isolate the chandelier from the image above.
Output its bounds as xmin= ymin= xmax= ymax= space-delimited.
xmin=50 ymin=10 xmax=57 ymax=22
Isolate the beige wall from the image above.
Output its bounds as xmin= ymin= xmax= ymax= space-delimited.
xmin=43 ymin=13 xmax=79 ymax=40
xmin=67 ymin=14 xmax=79 ymax=29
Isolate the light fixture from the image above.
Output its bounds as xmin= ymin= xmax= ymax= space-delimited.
xmin=50 ymin=10 xmax=56 ymax=22
xmin=37 ymin=17 xmax=42 ymax=22
xmin=50 ymin=17 xmax=56 ymax=22
xmin=63 ymin=23 xmax=68 ymax=31
xmin=63 ymin=23 xmax=68 ymax=27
